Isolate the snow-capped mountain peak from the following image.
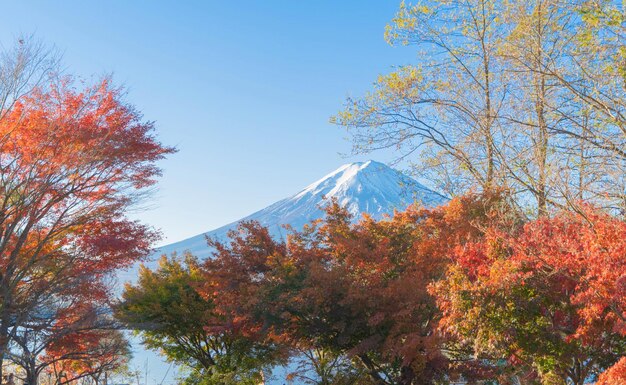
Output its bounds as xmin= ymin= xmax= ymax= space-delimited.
xmin=154 ymin=160 xmax=447 ymax=259
xmin=295 ymin=160 xmax=375 ymax=198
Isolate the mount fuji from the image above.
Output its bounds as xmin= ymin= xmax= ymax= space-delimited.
xmin=154 ymin=160 xmax=447 ymax=259
xmin=121 ymin=160 xmax=447 ymax=385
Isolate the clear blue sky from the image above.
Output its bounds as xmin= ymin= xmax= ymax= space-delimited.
xmin=0 ymin=1 xmax=415 ymax=245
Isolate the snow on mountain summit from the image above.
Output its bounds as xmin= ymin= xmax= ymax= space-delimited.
xmin=294 ymin=160 xmax=445 ymax=216
xmin=155 ymin=160 xmax=447 ymax=259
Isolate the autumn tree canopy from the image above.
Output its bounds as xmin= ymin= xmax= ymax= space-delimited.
xmin=135 ymin=192 xmax=623 ymax=385
xmin=116 ymin=255 xmax=282 ymax=385
xmin=0 ymin=37 xmax=175 ymax=385
xmin=192 ymin=194 xmax=515 ymax=385
xmin=332 ymin=0 xmax=626 ymax=216
xmin=431 ymin=205 xmax=626 ymax=385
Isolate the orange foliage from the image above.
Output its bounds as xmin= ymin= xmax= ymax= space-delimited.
xmin=0 ymin=76 xmax=174 ymax=298
xmin=43 ymin=302 xmax=129 ymax=384
xmin=0 ymin=76 xmax=173 ymax=378
xmin=513 ymin=207 xmax=626 ymax=338
xmin=433 ymin=202 xmax=626 ymax=384
xmin=596 ymin=356 xmax=626 ymax=385
xmin=200 ymin=192 xmax=509 ymax=385
xmin=199 ymin=191 xmax=624 ymax=384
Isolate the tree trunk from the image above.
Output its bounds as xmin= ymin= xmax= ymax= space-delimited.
xmin=357 ymin=354 xmax=389 ymax=385
xmin=534 ymin=0 xmax=549 ymax=217
xmin=25 ymin=364 xmax=39 ymax=385
xmin=0 ymin=309 xmax=11 ymax=383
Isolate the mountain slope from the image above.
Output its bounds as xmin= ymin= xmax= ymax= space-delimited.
xmin=156 ymin=160 xmax=447 ymax=259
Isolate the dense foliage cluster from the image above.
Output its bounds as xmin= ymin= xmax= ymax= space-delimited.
xmin=0 ymin=37 xmax=174 ymax=385
xmin=119 ymin=192 xmax=625 ymax=385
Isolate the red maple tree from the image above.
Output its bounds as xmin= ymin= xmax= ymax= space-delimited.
xmin=0 ymin=76 xmax=174 ymax=381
